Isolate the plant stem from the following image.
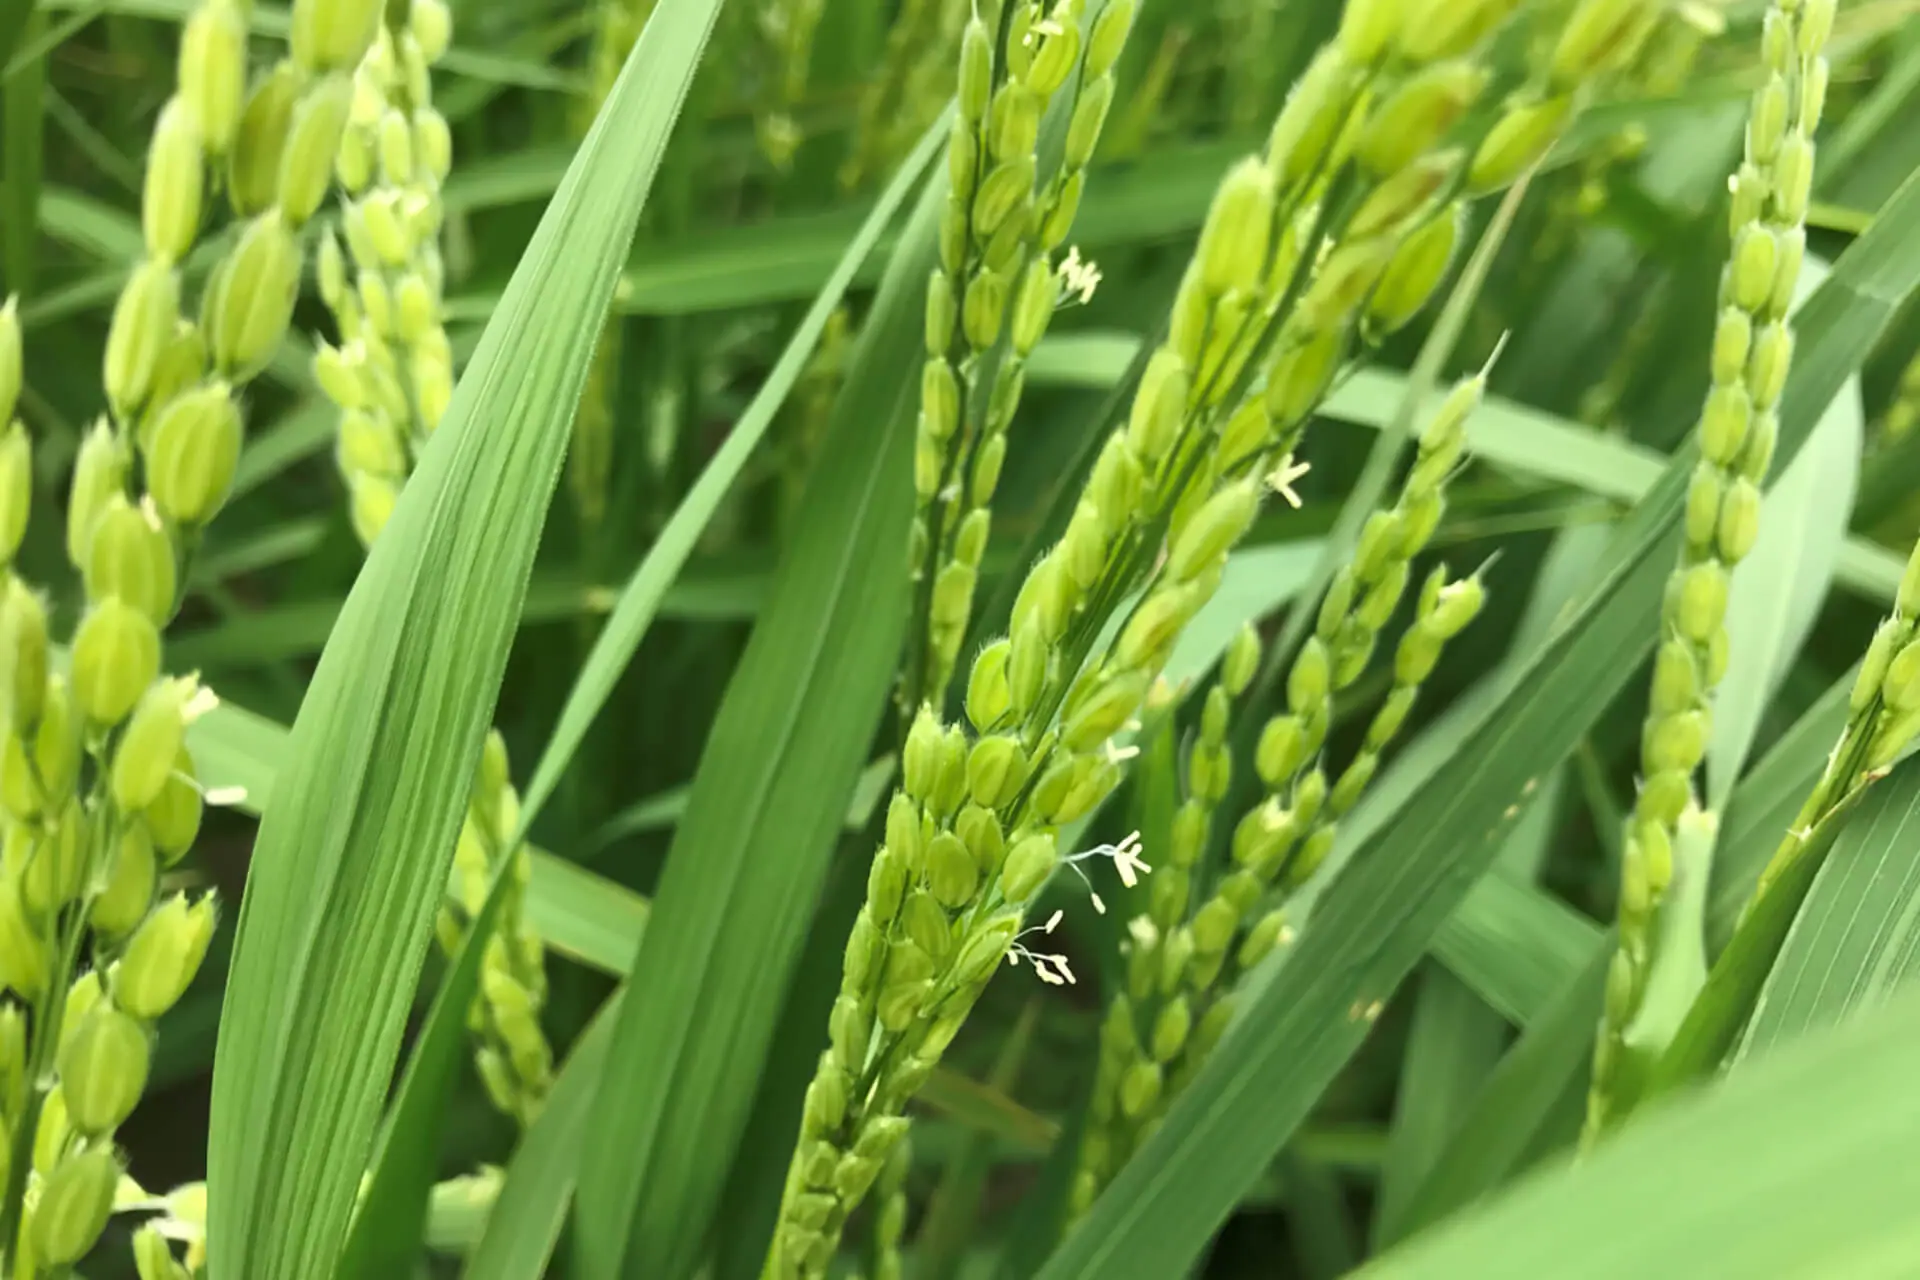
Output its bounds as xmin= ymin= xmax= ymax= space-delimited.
xmin=0 ymin=773 xmax=113 ymax=1274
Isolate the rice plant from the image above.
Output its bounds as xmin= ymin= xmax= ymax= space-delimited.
xmin=4 ymin=0 xmax=1920 ymax=1276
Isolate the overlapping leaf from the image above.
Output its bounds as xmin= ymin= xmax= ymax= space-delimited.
xmin=1037 ymin=165 xmax=1920 ymax=1280
xmin=203 ymin=5 xmax=724 ymax=1275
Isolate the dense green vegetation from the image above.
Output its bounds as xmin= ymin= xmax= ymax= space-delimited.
xmin=4 ymin=0 xmax=1920 ymax=1276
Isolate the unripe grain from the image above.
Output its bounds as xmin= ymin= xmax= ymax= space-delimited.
xmin=105 ymin=262 xmax=179 ymax=416
xmin=180 ymin=3 xmax=248 ymax=154
xmin=71 ymin=600 xmax=159 ymax=725
xmin=147 ymin=380 xmax=242 ymax=526
xmin=143 ymin=101 xmax=205 ymax=264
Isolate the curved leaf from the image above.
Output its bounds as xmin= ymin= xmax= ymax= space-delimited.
xmin=462 ymin=995 xmax=624 ymax=1280
xmin=334 ymin=859 xmax=518 ymax=1279
xmin=1739 ymin=756 xmax=1920 ymax=1060
xmin=203 ymin=5 xmax=724 ymax=1275
xmin=1355 ymin=983 xmax=1920 ymax=1280
xmin=571 ymin=112 xmax=943 ymax=1280
xmin=515 ymin=113 xmax=944 ymax=835
xmin=1036 ymin=163 xmax=1920 ymax=1280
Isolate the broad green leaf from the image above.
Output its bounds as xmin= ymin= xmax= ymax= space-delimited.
xmin=1738 ymin=756 xmax=1920 ymax=1060
xmin=1399 ymin=664 xmax=1863 ymax=1240
xmin=334 ymin=857 xmax=517 ymax=1279
xmin=1036 ymin=163 xmax=1920 ymax=1280
xmin=517 ymin=113 xmax=943 ymax=831
xmin=1335 ymin=672 xmax=1592 ymax=1029
xmin=1628 ymin=793 xmax=1856 ymax=1117
xmin=1376 ymin=966 xmax=1513 ymax=1246
xmin=515 ymin=848 xmax=649 ymax=977
xmin=204 ymin=6 xmax=723 ymax=1275
xmin=0 ymin=0 xmax=38 ymax=71
xmin=369 ymin=140 xmax=937 ymax=1278
xmin=1709 ymin=666 xmax=1855 ymax=950
xmin=463 ymin=994 xmax=625 ymax=1280
xmin=1426 ymin=849 xmax=1596 ymax=1026
xmin=1354 ymin=983 xmax=1920 ymax=1280
xmin=571 ymin=120 xmax=941 ymax=1280
xmin=187 ymin=632 xmax=657 ymax=985
xmin=1390 ymin=946 xmax=1606 ymax=1242
xmin=1705 ymin=262 xmax=1862 ymax=810
xmin=170 ymin=570 xmax=763 ymax=670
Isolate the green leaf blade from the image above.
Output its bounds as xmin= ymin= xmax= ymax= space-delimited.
xmin=1037 ymin=162 xmax=1920 ymax=1280
xmin=334 ymin=859 xmax=519 ymax=1279
xmin=1356 ymin=984 xmax=1920 ymax=1280
xmin=516 ymin=113 xmax=944 ymax=834
xmin=203 ymin=6 xmax=724 ymax=1275
xmin=463 ymin=995 xmax=626 ymax=1280
xmin=570 ymin=139 xmax=944 ymax=1280
xmin=1738 ymin=756 xmax=1920 ymax=1060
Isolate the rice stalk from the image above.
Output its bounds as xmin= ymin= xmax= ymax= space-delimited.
xmin=1585 ymin=0 xmax=1836 ymax=1138
xmin=763 ymin=0 xmax=1582 ymax=1262
xmin=1072 ymin=370 xmax=1493 ymax=1213
xmin=898 ymin=0 xmax=1140 ymax=721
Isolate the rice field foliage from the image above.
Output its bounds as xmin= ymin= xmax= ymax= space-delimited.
xmin=3 ymin=0 xmax=1920 ymax=1276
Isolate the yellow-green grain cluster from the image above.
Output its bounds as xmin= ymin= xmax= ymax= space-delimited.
xmin=121 ymin=1180 xmax=209 ymax=1276
xmin=1749 ymin=540 xmax=1920 ymax=916
xmin=1586 ymin=0 xmax=1833 ymax=1137
xmin=438 ymin=733 xmax=552 ymax=1123
xmin=770 ymin=0 xmax=1660 ymax=1261
xmin=1072 ymin=375 xmax=1490 ymax=1213
xmin=308 ymin=0 xmax=555 ymax=1129
xmin=1560 ymin=8 xmax=1721 ymax=431
xmin=0 ymin=0 xmax=365 ymax=1259
xmin=901 ymin=0 xmax=1138 ymax=718
xmin=311 ymin=0 xmax=457 ymax=545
